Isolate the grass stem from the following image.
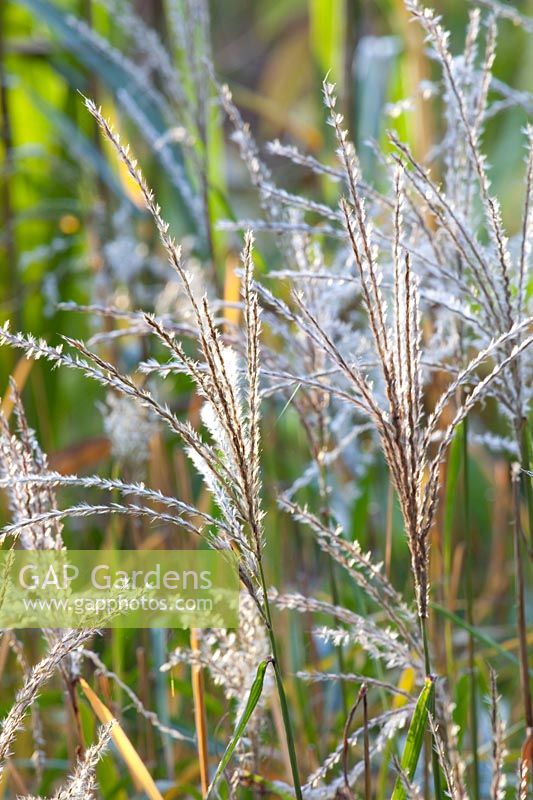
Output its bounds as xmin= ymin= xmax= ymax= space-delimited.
xmin=190 ymin=628 xmax=210 ymax=797
xmin=258 ymin=559 xmax=303 ymax=800
xmin=420 ymin=617 xmax=442 ymax=800
xmin=513 ymin=471 xmax=533 ymax=736
xmin=462 ymin=418 xmax=480 ymax=800
xmin=327 ymin=556 xmax=349 ymax=718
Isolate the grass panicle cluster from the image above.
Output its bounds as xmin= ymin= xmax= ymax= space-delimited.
xmin=0 ymin=0 xmax=532 ymax=798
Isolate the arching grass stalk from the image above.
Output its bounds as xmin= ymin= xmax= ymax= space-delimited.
xmin=77 ymin=100 xmax=303 ymax=796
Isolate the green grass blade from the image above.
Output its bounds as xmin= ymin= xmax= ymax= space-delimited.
xmin=443 ymin=426 xmax=462 ymax=574
xmin=207 ymin=658 xmax=271 ymax=797
xmin=431 ymin=602 xmax=533 ymax=674
xmin=443 ymin=427 xmax=462 ymax=682
xmin=17 ymin=0 xmax=199 ymax=238
xmin=391 ymin=676 xmax=434 ymax=800
xmin=309 ymin=0 xmax=346 ymax=85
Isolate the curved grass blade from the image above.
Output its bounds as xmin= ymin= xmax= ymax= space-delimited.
xmin=431 ymin=602 xmax=532 ymax=673
xmin=0 ymin=356 xmax=33 ymax=421
xmin=391 ymin=676 xmax=434 ymax=800
xmin=207 ymin=658 xmax=272 ymax=798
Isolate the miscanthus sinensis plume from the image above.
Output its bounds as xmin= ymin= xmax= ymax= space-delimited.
xmin=0 ymin=383 xmax=64 ymax=551
xmin=103 ymin=392 xmax=159 ymax=473
xmin=0 ymin=97 xmax=304 ymax=798
xmin=0 ymin=103 xmax=266 ymax=609
xmin=220 ymin=36 xmax=533 ymax=630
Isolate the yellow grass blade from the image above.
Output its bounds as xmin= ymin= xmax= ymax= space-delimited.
xmin=0 ymin=357 xmax=33 ymax=420
xmin=79 ymin=677 xmax=164 ymax=800
xmin=223 ymin=254 xmax=241 ymax=331
xmin=393 ymin=667 xmax=415 ymax=710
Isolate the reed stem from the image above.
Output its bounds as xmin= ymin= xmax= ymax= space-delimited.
xmin=420 ymin=616 xmax=442 ymax=800
xmin=190 ymin=628 xmax=210 ymax=797
xmin=318 ymin=438 xmax=348 ymax=717
xmin=512 ymin=467 xmax=533 ymax=736
xmin=519 ymin=421 xmax=533 ymax=556
xmin=258 ymin=559 xmax=303 ymax=800
xmin=462 ymin=419 xmax=480 ymax=800
xmin=327 ymin=546 xmax=349 ymax=718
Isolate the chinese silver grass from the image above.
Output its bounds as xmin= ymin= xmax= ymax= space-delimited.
xmin=0 ymin=98 xmax=304 ymax=798
xmin=278 ymin=76 xmax=533 ymax=632
xmin=301 ymin=706 xmax=411 ymax=797
xmin=404 ymin=0 xmax=533 ymax=763
xmin=0 ymin=396 xmax=194 ymax=786
xmin=17 ymin=723 xmax=114 ymax=800
xmin=162 ymin=592 xmax=272 ymax=774
xmin=50 ymin=721 xmax=114 ymax=800
xmin=0 ymin=330 xmax=246 ymax=555
xmin=220 ymin=16 xmax=533 ymax=790
xmin=0 ymin=132 xmax=261 ymax=569
xmin=441 ymin=700 xmax=468 ymax=800
xmin=278 ymin=500 xmax=419 ymax=652
xmin=248 ymin=710 xmax=410 ymax=800
xmin=296 ymin=671 xmax=412 ymax=701
xmin=81 ymin=649 xmax=189 ymax=743
xmin=313 ymin=626 xmax=411 ymax=673
xmin=217 ymin=82 xmax=281 ymax=223
xmin=0 ymin=2 xmax=530 ymax=794
xmin=85 ymin=100 xmax=265 ymax=562
xmin=0 ymin=388 xmax=84 ymax=718
xmin=0 ymin=499 xmax=206 ymax=546
xmin=517 ymin=756 xmax=530 ymax=800
xmin=0 ymin=629 xmax=93 ymax=772
xmin=391 ymin=756 xmax=424 ymax=800
xmin=401 ymin=1 xmax=533 ymax=438
xmin=102 ymin=392 xmax=159 ymax=472
xmin=270 ymin=589 xmax=417 ymax=672
xmin=428 ymin=715 xmax=468 ymax=800
xmin=0 ymin=384 xmax=63 ymax=551
xmin=7 ymin=633 xmax=46 ymax=783
xmin=473 ymin=0 xmax=533 ymax=35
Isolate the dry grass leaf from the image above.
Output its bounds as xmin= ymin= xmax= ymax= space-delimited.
xmin=79 ymin=677 xmax=164 ymax=800
xmin=223 ymin=252 xmax=241 ymax=330
xmin=0 ymin=357 xmax=33 ymax=421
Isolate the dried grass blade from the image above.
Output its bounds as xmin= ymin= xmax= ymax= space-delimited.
xmin=79 ymin=677 xmax=164 ymax=800
xmin=0 ymin=357 xmax=33 ymax=421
